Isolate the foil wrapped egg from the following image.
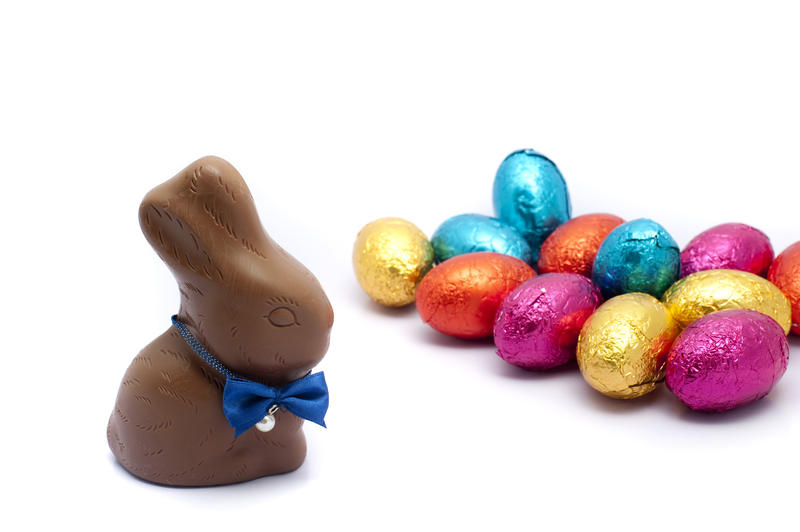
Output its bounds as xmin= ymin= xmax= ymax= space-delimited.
xmin=431 ymin=213 xmax=533 ymax=264
xmin=661 ymin=268 xmax=791 ymax=334
xmin=576 ymin=293 xmax=680 ymax=399
xmin=666 ymin=309 xmax=789 ymax=412
xmin=494 ymin=273 xmax=603 ymax=370
xmin=353 ymin=217 xmax=434 ymax=307
xmin=537 ymin=213 xmax=625 ymax=277
xmin=680 ymin=222 xmax=774 ymax=277
xmin=592 ymin=218 xmax=680 ymax=299
xmin=493 ymin=149 xmax=571 ymax=262
xmin=416 ymin=252 xmax=536 ymax=339
xmin=768 ymin=241 xmax=800 ymax=335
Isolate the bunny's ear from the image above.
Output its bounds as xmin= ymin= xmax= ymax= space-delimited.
xmin=139 ymin=156 xmax=276 ymax=284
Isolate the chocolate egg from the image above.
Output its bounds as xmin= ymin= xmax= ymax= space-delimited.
xmin=431 ymin=213 xmax=533 ymax=264
xmin=666 ymin=309 xmax=789 ymax=412
xmin=577 ymin=293 xmax=679 ymax=399
xmin=493 ymin=149 xmax=571 ymax=261
xmin=681 ymin=222 xmax=774 ymax=277
xmin=768 ymin=241 xmax=800 ymax=335
xmin=494 ymin=273 xmax=603 ymax=370
xmin=537 ymin=213 xmax=625 ymax=277
xmin=661 ymin=269 xmax=791 ymax=334
xmin=353 ymin=217 xmax=434 ymax=307
xmin=592 ymin=218 xmax=680 ymax=299
xmin=416 ymin=252 xmax=536 ymax=339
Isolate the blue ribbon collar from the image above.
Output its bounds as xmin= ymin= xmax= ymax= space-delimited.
xmin=171 ymin=315 xmax=329 ymax=437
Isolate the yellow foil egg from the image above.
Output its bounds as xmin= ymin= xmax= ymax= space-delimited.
xmin=577 ymin=293 xmax=680 ymax=399
xmin=662 ymin=269 xmax=791 ymax=334
xmin=353 ymin=217 xmax=434 ymax=307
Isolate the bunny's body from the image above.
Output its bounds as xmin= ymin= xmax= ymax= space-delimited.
xmin=108 ymin=157 xmax=333 ymax=486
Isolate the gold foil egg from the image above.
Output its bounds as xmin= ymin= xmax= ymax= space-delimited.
xmin=662 ymin=269 xmax=791 ymax=334
xmin=577 ymin=293 xmax=680 ymax=399
xmin=353 ymin=217 xmax=434 ymax=307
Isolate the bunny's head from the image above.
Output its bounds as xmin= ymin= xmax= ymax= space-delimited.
xmin=139 ymin=156 xmax=333 ymax=386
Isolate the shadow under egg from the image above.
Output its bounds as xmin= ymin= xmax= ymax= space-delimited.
xmin=577 ymin=381 xmax=671 ymax=415
xmin=671 ymin=393 xmax=777 ymax=424
xmin=361 ymin=296 xmax=418 ymax=317
xmin=788 ymin=334 xmax=800 ymax=349
xmin=414 ymin=326 xmax=496 ymax=350
xmin=490 ymin=357 xmax=580 ymax=381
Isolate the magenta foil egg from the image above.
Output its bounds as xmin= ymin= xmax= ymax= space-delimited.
xmin=680 ymin=222 xmax=774 ymax=277
xmin=665 ymin=309 xmax=789 ymax=412
xmin=494 ymin=273 xmax=603 ymax=370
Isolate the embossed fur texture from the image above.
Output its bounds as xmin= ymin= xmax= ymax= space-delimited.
xmin=107 ymin=156 xmax=334 ymax=486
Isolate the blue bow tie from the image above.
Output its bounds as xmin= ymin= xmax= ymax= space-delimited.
xmin=171 ymin=316 xmax=329 ymax=437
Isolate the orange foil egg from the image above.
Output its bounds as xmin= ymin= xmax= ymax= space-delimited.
xmin=768 ymin=241 xmax=800 ymax=335
xmin=538 ymin=213 xmax=625 ymax=277
xmin=416 ymin=252 xmax=536 ymax=339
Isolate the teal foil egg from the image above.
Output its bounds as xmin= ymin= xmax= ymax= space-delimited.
xmin=493 ymin=149 xmax=571 ymax=261
xmin=592 ymin=218 xmax=680 ymax=299
xmin=431 ymin=214 xmax=533 ymax=264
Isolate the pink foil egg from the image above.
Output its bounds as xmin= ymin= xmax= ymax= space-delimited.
xmin=665 ymin=309 xmax=789 ymax=412
xmin=680 ymin=222 xmax=774 ymax=277
xmin=494 ymin=273 xmax=603 ymax=370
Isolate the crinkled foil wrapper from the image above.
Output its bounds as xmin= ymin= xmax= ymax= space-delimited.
xmin=353 ymin=217 xmax=434 ymax=307
xmin=494 ymin=273 xmax=602 ymax=370
xmin=680 ymin=222 xmax=774 ymax=277
xmin=768 ymin=241 xmax=800 ymax=335
xmin=661 ymin=269 xmax=791 ymax=334
xmin=537 ymin=213 xmax=625 ymax=277
xmin=591 ymin=218 xmax=680 ymax=299
xmin=492 ymin=149 xmax=571 ymax=262
xmin=416 ymin=252 xmax=536 ymax=339
xmin=576 ymin=293 xmax=679 ymax=399
xmin=666 ymin=309 xmax=789 ymax=412
xmin=431 ymin=213 xmax=532 ymax=264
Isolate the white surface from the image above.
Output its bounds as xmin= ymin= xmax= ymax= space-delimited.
xmin=2 ymin=1 xmax=799 ymax=530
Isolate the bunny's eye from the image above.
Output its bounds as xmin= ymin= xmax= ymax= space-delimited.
xmin=266 ymin=307 xmax=298 ymax=327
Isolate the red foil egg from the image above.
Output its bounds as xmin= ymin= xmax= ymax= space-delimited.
xmin=768 ymin=241 xmax=800 ymax=335
xmin=416 ymin=252 xmax=536 ymax=339
xmin=537 ymin=213 xmax=625 ymax=277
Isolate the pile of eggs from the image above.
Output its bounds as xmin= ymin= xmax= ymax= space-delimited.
xmin=353 ymin=149 xmax=799 ymax=413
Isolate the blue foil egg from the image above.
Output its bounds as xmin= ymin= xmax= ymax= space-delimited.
xmin=493 ymin=149 xmax=571 ymax=261
xmin=592 ymin=218 xmax=680 ymax=299
xmin=431 ymin=214 xmax=533 ymax=264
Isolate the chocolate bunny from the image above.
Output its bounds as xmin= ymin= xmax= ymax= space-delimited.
xmin=107 ymin=156 xmax=333 ymax=486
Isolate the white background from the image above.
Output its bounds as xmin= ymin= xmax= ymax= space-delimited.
xmin=2 ymin=1 xmax=799 ymax=530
